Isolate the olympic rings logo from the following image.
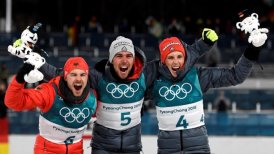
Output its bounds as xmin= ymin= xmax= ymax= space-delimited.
xmin=106 ymin=82 xmax=139 ymax=98
xmin=59 ymin=107 xmax=90 ymax=123
xmin=159 ymin=83 xmax=192 ymax=101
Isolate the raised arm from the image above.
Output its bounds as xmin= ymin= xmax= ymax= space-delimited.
xmin=5 ymin=64 xmax=55 ymax=112
xmin=39 ymin=62 xmax=63 ymax=81
xmin=184 ymin=28 xmax=218 ymax=64
xmin=198 ymin=45 xmax=259 ymax=92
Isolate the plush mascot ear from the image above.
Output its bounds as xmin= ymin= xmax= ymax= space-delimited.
xmin=236 ymin=22 xmax=243 ymax=30
xmin=28 ymin=23 xmax=42 ymax=33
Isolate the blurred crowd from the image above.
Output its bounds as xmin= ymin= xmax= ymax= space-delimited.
xmin=0 ymin=0 xmax=273 ymax=36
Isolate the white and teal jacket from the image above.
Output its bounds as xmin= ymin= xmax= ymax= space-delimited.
xmin=149 ymin=48 xmax=255 ymax=153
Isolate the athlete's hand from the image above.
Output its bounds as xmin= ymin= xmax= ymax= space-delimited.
xmin=202 ymin=28 xmax=218 ymax=46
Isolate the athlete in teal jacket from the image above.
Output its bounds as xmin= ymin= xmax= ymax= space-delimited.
xmin=147 ymin=36 xmax=261 ymax=153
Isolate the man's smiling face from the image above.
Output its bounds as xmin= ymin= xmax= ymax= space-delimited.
xmin=164 ymin=51 xmax=185 ymax=78
xmin=112 ymin=51 xmax=134 ymax=79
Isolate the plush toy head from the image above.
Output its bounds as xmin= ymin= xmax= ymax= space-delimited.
xmin=21 ymin=28 xmax=38 ymax=48
xmin=21 ymin=23 xmax=42 ymax=49
xmin=7 ymin=23 xmax=46 ymax=84
xmin=235 ymin=10 xmax=269 ymax=47
xmin=236 ymin=10 xmax=260 ymax=34
xmin=8 ymin=23 xmax=42 ymax=59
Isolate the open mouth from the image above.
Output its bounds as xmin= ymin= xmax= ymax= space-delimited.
xmin=172 ymin=66 xmax=180 ymax=71
xmin=120 ymin=67 xmax=128 ymax=72
xmin=74 ymin=84 xmax=82 ymax=90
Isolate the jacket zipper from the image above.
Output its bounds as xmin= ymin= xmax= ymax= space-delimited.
xmin=120 ymin=131 xmax=124 ymax=152
xmin=180 ymin=130 xmax=183 ymax=153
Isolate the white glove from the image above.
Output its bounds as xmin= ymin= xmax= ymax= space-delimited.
xmin=248 ymin=28 xmax=269 ymax=47
xmin=24 ymin=52 xmax=46 ymax=69
xmin=24 ymin=69 xmax=44 ymax=84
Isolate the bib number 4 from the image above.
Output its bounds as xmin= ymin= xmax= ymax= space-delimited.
xmin=176 ymin=115 xmax=189 ymax=128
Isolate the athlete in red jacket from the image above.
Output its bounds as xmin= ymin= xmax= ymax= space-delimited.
xmin=5 ymin=57 xmax=97 ymax=154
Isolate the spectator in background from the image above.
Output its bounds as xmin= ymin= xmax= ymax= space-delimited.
xmin=68 ymin=16 xmax=81 ymax=47
xmin=183 ymin=16 xmax=194 ymax=35
xmin=205 ymin=44 xmax=221 ymax=67
xmin=145 ymin=16 xmax=164 ymax=39
xmin=224 ymin=19 xmax=234 ymax=34
xmin=167 ymin=18 xmax=185 ymax=35
xmin=87 ymin=15 xmax=103 ymax=33
xmin=214 ymin=90 xmax=231 ymax=112
xmin=0 ymin=63 xmax=9 ymax=86
xmin=118 ymin=18 xmax=131 ymax=33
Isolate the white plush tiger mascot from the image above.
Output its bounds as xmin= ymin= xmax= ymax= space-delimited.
xmin=8 ymin=23 xmax=46 ymax=83
xmin=236 ymin=10 xmax=269 ymax=47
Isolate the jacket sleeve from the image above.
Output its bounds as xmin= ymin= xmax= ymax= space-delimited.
xmin=183 ymin=38 xmax=213 ymax=65
xmin=89 ymin=68 xmax=102 ymax=89
xmin=143 ymin=60 xmax=159 ymax=87
xmin=39 ymin=62 xmax=63 ymax=82
xmin=5 ymin=77 xmax=55 ymax=113
xmin=198 ymin=55 xmax=253 ymax=93
xmin=40 ymin=62 xmax=101 ymax=89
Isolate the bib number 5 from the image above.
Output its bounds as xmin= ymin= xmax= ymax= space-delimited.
xmin=121 ymin=112 xmax=131 ymax=126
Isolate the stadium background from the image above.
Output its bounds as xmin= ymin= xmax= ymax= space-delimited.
xmin=0 ymin=0 xmax=274 ymax=153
